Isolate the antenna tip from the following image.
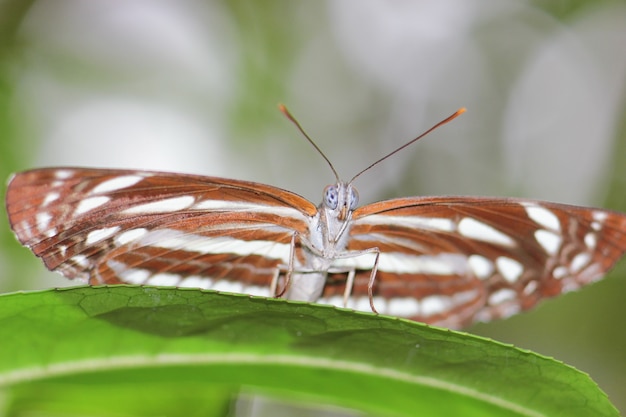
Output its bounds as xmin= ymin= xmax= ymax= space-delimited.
xmin=457 ymin=107 xmax=467 ymax=115
xmin=278 ymin=103 xmax=297 ymax=123
xmin=278 ymin=103 xmax=290 ymax=117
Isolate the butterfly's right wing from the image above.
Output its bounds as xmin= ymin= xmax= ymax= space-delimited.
xmin=6 ymin=167 xmax=318 ymax=296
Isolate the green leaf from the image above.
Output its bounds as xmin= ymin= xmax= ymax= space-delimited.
xmin=0 ymin=286 xmax=618 ymax=417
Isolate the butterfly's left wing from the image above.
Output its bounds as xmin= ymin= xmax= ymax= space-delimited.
xmin=324 ymin=196 xmax=626 ymax=328
xmin=6 ymin=167 xmax=318 ymax=295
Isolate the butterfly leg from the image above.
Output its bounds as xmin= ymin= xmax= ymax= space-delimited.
xmin=329 ymin=246 xmax=381 ymax=313
xmin=365 ymin=248 xmax=381 ymax=313
xmin=275 ymin=231 xmax=298 ymax=298
xmin=269 ymin=268 xmax=281 ymax=297
xmin=343 ymin=268 xmax=356 ymax=307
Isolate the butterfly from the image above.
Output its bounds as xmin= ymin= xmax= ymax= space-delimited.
xmin=6 ymin=106 xmax=626 ymax=329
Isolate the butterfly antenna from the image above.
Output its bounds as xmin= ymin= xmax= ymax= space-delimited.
xmin=279 ymin=104 xmax=340 ymax=182
xmin=349 ymin=107 xmax=466 ymax=183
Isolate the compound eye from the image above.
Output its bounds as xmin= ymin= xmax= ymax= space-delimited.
xmin=323 ymin=185 xmax=339 ymax=209
xmin=349 ymin=187 xmax=359 ymax=210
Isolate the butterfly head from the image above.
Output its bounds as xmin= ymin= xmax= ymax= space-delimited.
xmin=323 ymin=182 xmax=359 ymax=221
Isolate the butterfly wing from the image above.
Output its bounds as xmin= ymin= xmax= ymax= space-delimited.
xmin=6 ymin=168 xmax=317 ymax=295
xmin=330 ymin=196 xmax=626 ymax=328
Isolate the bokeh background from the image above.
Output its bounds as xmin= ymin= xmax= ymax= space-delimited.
xmin=1 ymin=0 xmax=625 ymax=414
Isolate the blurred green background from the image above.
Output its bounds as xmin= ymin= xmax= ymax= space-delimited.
xmin=1 ymin=0 xmax=625 ymax=414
